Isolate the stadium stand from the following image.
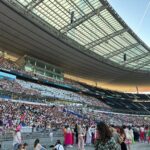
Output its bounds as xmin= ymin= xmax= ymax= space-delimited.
xmin=0 ymin=0 xmax=150 ymax=149
xmin=0 ymin=57 xmax=150 ymax=114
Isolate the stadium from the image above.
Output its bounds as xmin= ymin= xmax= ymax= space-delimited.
xmin=0 ymin=0 xmax=150 ymax=150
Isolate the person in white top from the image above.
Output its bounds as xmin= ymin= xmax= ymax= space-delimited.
xmin=13 ymin=128 xmax=22 ymax=150
xmin=49 ymin=131 xmax=53 ymax=143
xmin=54 ymin=140 xmax=64 ymax=150
xmin=124 ymin=126 xmax=134 ymax=150
xmin=78 ymin=124 xmax=85 ymax=150
xmin=86 ymin=126 xmax=92 ymax=145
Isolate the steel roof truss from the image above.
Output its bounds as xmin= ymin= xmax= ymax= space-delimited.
xmin=60 ymin=5 xmax=106 ymax=33
xmin=122 ymin=52 xmax=150 ymax=66
xmin=26 ymin=0 xmax=44 ymax=12
xmin=134 ymin=59 xmax=150 ymax=70
xmin=105 ymin=43 xmax=139 ymax=59
xmin=86 ymin=28 xmax=127 ymax=49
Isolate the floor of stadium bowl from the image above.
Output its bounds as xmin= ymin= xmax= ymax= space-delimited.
xmin=65 ymin=143 xmax=150 ymax=150
xmin=131 ymin=142 xmax=150 ymax=150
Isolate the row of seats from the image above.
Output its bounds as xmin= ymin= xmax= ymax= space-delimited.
xmin=79 ymin=83 xmax=150 ymax=112
xmin=0 ymin=78 xmax=110 ymax=109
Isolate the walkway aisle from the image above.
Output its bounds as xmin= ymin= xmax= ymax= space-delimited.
xmin=66 ymin=143 xmax=150 ymax=150
xmin=132 ymin=142 xmax=150 ymax=150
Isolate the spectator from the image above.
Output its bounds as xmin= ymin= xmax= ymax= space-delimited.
xmin=95 ymin=122 xmax=119 ymax=150
xmin=34 ymin=139 xmax=46 ymax=150
xmin=74 ymin=124 xmax=78 ymax=144
xmin=111 ymin=127 xmax=121 ymax=150
xmin=13 ymin=127 xmax=22 ymax=150
xmin=54 ymin=140 xmax=64 ymax=150
xmin=124 ymin=126 xmax=133 ymax=150
xmin=86 ymin=126 xmax=92 ymax=145
xmin=23 ymin=143 xmax=28 ymax=150
xmin=17 ymin=144 xmax=24 ymax=150
xmin=77 ymin=123 xmax=85 ymax=150
xmin=119 ymin=127 xmax=127 ymax=150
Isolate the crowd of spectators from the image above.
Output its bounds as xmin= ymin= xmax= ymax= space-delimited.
xmin=87 ymin=111 xmax=150 ymax=126
xmin=0 ymin=56 xmax=86 ymax=90
xmin=1 ymin=99 xmax=150 ymax=134
xmin=0 ymin=78 xmax=110 ymax=109
xmin=0 ymin=56 xmax=18 ymax=70
xmin=66 ymin=107 xmax=150 ymax=127
xmin=0 ymin=77 xmax=149 ymax=129
xmin=0 ymin=99 xmax=88 ymax=133
xmin=1 ymin=99 xmax=150 ymax=150
xmin=1 ymin=56 xmax=150 ymax=150
xmin=0 ymin=79 xmax=40 ymax=96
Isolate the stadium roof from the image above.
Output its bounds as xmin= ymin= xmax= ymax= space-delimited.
xmin=0 ymin=0 xmax=150 ymax=86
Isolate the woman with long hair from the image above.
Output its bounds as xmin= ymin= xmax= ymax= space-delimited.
xmin=119 ymin=127 xmax=127 ymax=150
xmin=34 ymin=139 xmax=46 ymax=150
xmin=95 ymin=122 xmax=119 ymax=150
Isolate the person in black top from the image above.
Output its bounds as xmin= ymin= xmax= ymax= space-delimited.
xmin=74 ymin=124 xmax=78 ymax=144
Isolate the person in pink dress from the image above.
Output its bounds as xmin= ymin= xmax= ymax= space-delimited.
xmin=64 ymin=126 xmax=73 ymax=147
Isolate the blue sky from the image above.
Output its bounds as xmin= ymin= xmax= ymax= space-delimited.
xmin=108 ymin=0 xmax=150 ymax=46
